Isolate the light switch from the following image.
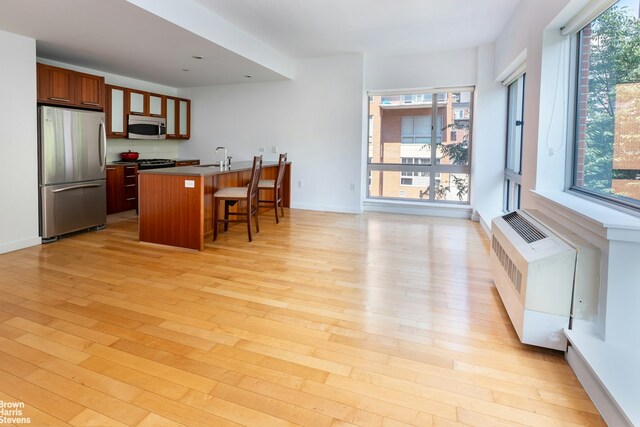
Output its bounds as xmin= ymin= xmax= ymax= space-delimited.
xmin=185 ymin=180 xmax=195 ymax=188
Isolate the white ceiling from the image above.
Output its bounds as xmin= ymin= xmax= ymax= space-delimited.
xmin=0 ymin=0 xmax=521 ymax=88
xmin=195 ymin=0 xmax=522 ymax=58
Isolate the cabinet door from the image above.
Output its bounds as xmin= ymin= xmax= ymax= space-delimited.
xmin=106 ymin=85 xmax=127 ymax=137
xmin=37 ymin=63 xmax=75 ymax=105
xmin=165 ymin=97 xmax=177 ymax=138
xmin=106 ymin=166 xmax=122 ymax=214
xmin=75 ymin=73 xmax=105 ymax=110
xmin=149 ymin=93 xmax=164 ymax=117
xmin=128 ymin=89 xmax=147 ymax=115
xmin=178 ymin=99 xmax=190 ymax=139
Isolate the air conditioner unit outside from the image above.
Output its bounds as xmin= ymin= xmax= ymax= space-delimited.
xmin=490 ymin=210 xmax=577 ymax=350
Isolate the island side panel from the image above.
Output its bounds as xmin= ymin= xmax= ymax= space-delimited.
xmin=139 ymin=173 xmax=204 ymax=250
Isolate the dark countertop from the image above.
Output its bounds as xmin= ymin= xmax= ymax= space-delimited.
xmin=107 ymin=161 xmax=136 ymax=166
xmin=138 ymin=161 xmax=279 ymax=176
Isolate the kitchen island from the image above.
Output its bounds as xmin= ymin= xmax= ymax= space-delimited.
xmin=138 ymin=161 xmax=291 ymax=250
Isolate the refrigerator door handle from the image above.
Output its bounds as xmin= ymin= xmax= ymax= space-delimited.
xmin=51 ymin=183 xmax=103 ymax=193
xmin=99 ymin=118 xmax=107 ymax=171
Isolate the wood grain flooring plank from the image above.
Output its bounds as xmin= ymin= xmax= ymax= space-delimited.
xmin=79 ymin=356 xmax=190 ymax=401
xmin=24 ymin=368 xmax=149 ymax=425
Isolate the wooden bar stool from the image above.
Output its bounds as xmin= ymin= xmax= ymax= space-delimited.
xmin=258 ymin=153 xmax=287 ymax=223
xmin=213 ymin=156 xmax=262 ymax=242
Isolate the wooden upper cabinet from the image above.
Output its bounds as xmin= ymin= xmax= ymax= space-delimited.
xmin=37 ymin=63 xmax=105 ymax=110
xmin=105 ymin=84 xmax=127 ymax=138
xmin=37 ymin=63 xmax=75 ymax=105
xmin=75 ymin=73 xmax=104 ymax=109
xmin=178 ymin=98 xmax=190 ymax=139
xmin=127 ymin=89 xmax=147 ymax=116
xmin=166 ymin=97 xmax=177 ymax=137
xmin=165 ymin=96 xmax=190 ymax=140
xmin=148 ymin=93 xmax=165 ymax=117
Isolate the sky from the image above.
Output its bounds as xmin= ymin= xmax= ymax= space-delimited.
xmin=616 ymin=0 xmax=639 ymax=18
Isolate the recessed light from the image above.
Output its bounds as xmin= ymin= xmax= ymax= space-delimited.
xmin=182 ymin=69 xmax=190 ymax=72
xmin=244 ymin=75 xmax=252 ymax=78
xmin=192 ymin=55 xmax=204 ymax=60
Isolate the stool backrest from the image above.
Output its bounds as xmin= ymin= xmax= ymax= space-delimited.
xmin=248 ymin=155 xmax=263 ymax=204
xmin=276 ymin=153 xmax=288 ymax=189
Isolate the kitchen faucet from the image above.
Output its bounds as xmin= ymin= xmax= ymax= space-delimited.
xmin=216 ymin=146 xmax=228 ymax=166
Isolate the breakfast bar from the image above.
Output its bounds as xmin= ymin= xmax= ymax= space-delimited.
xmin=138 ymin=161 xmax=291 ymax=250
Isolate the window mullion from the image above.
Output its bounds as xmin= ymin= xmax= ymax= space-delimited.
xmin=429 ymin=93 xmax=437 ymax=200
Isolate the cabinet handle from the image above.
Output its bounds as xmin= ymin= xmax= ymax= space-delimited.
xmin=126 ymin=197 xmax=136 ymax=201
xmin=125 ymin=175 xmax=136 ymax=178
xmin=81 ymin=101 xmax=100 ymax=106
xmin=129 ymin=112 xmax=144 ymax=116
xmin=125 ymin=184 xmax=136 ymax=187
xmin=49 ymin=97 xmax=71 ymax=102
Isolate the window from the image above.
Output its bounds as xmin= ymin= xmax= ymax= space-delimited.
xmin=570 ymin=0 xmax=640 ymax=210
xmin=505 ymin=74 xmax=525 ymax=212
xmin=367 ymin=90 xmax=472 ymax=202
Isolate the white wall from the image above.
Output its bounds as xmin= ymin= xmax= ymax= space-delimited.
xmin=178 ymin=54 xmax=365 ymax=213
xmin=0 ymin=30 xmax=40 ymax=254
xmin=365 ymin=48 xmax=477 ymax=91
xmin=494 ymin=0 xmax=578 ymax=207
xmin=472 ymin=44 xmax=507 ymax=230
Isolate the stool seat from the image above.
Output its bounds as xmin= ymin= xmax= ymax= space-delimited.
xmin=215 ymin=187 xmax=248 ymax=198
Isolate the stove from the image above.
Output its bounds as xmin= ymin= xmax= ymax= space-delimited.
xmin=113 ymin=159 xmax=176 ymax=170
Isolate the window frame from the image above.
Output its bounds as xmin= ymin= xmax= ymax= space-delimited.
xmin=504 ymin=74 xmax=526 ymax=213
xmin=366 ymin=89 xmax=473 ymax=203
xmin=567 ymin=2 xmax=640 ymax=214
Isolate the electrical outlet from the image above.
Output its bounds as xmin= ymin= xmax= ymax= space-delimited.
xmin=184 ymin=180 xmax=195 ymax=188
xmin=298 ymin=180 xmax=303 ymax=188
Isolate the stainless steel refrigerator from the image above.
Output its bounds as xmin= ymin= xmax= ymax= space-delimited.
xmin=38 ymin=106 xmax=107 ymax=242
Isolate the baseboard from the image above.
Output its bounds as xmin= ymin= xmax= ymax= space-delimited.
xmin=290 ymin=203 xmax=363 ymax=214
xmin=363 ymin=200 xmax=471 ymax=218
xmin=479 ymin=215 xmax=492 ymax=239
xmin=0 ymin=236 xmax=41 ymax=255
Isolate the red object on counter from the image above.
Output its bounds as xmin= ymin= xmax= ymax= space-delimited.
xmin=120 ymin=150 xmax=139 ymax=160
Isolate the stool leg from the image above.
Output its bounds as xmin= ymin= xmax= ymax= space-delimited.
xmin=247 ymin=200 xmax=253 ymax=242
xmin=254 ymin=200 xmax=260 ymax=234
xmin=224 ymin=201 xmax=229 ymax=232
xmin=274 ymin=188 xmax=279 ymax=224
xmin=279 ymin=187 xmax=285 ymax=218
xmin=213 ymin=197 xmax=218 ymax=241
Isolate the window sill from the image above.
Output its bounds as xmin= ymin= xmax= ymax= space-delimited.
xmin=363 ymin=198 xmax=472 ymax=218
xmin=565 ymin=329 xmax=640 ymax=425
xmin=531 ymin=190 xmax=640 ymax=243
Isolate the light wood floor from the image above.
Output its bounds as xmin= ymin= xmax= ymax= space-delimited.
xmin=0 ymin=209 xmax=604 ymax=426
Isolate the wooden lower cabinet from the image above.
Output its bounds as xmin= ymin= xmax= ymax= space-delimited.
xmin=106 ymin=164 xmax=138 ymax=214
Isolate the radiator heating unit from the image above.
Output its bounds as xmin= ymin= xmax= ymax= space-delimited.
xmin=490 ymin=210 xmax=577 ymax=350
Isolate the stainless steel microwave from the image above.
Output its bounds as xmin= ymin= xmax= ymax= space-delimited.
xmin=127 ymin=115 xmax=166 ymax=139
